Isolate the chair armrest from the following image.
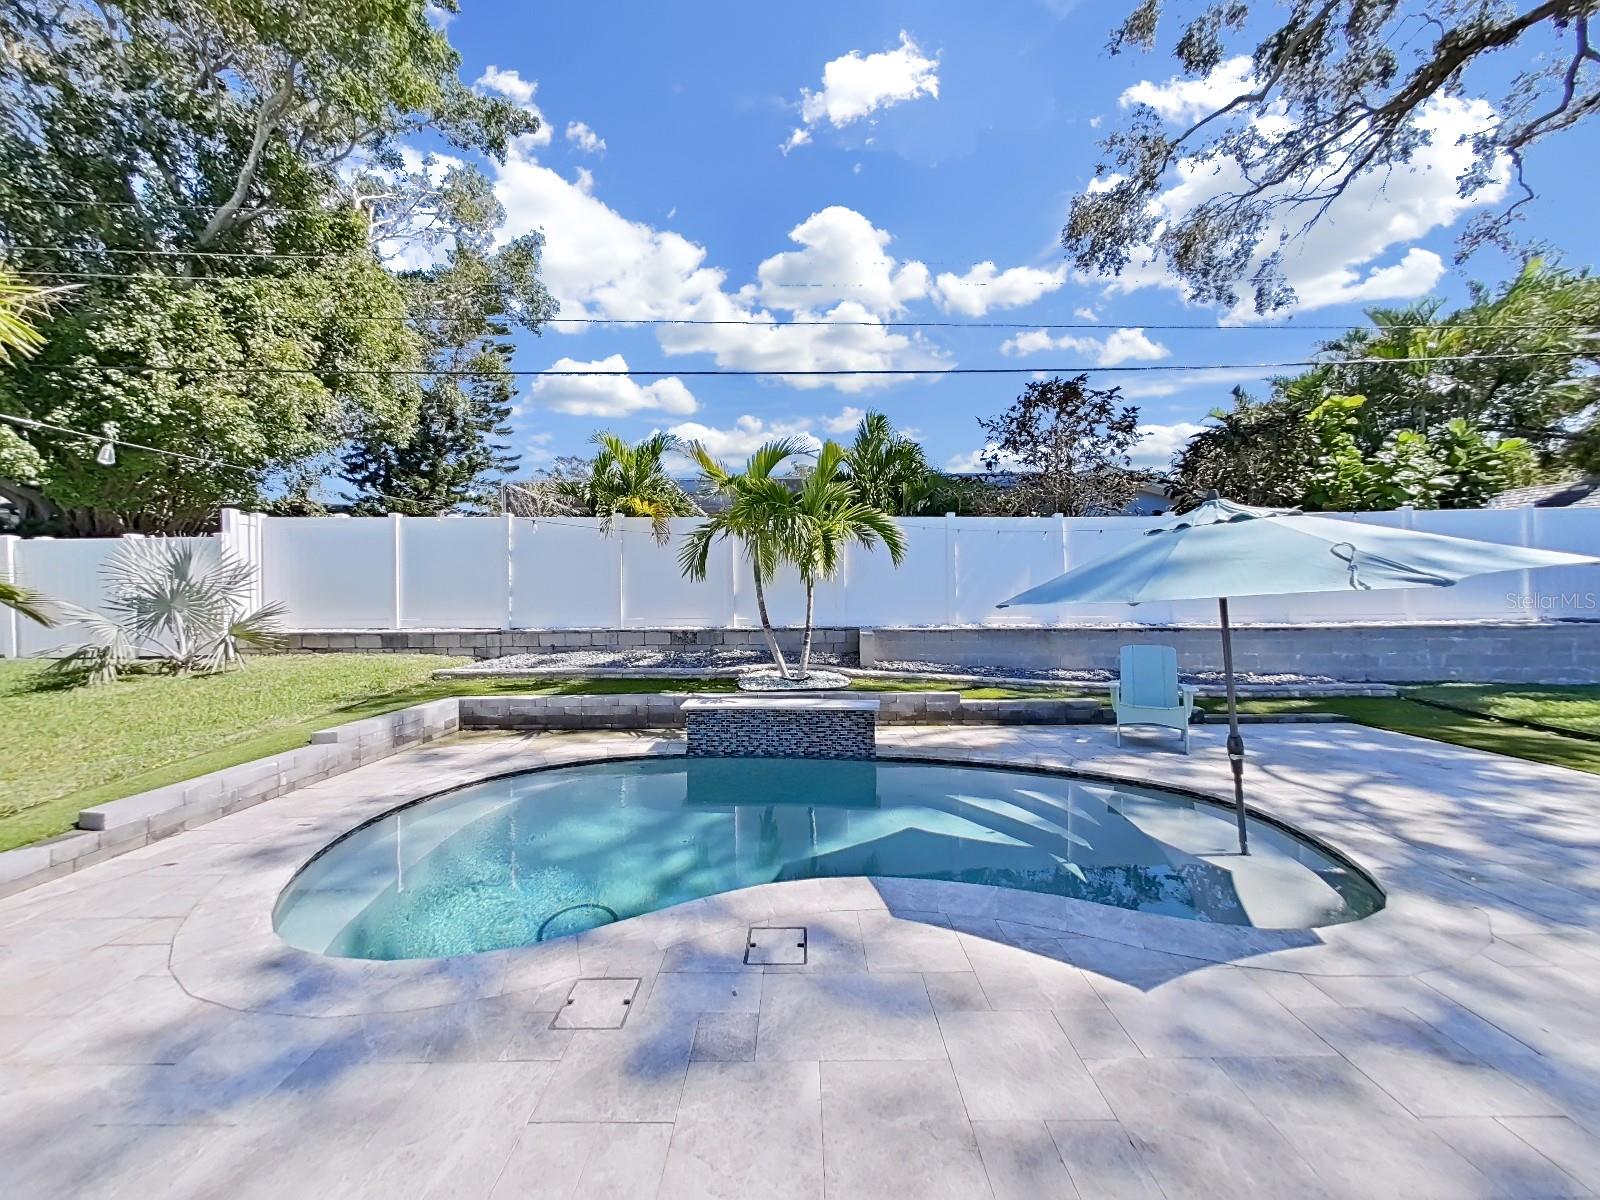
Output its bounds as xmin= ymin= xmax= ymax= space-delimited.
xmin=1108 ymin=683 xmax=1122 ymax=705
xmin=1178 ymin=684 xmax=1198 ymax=710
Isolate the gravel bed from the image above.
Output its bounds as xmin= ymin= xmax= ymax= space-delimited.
xmin=450 ymin=648 xmax=856 ymax=673
xmin=869 ymin=658 xmax=1350 ymax=687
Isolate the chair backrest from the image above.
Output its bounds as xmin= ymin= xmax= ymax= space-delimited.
xmin=1119 ymin=644 xmax=1179 ymax=708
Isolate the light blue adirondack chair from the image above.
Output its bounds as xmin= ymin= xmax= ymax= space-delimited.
xmin=1109 ymin=644 xmax=1197 ymax=753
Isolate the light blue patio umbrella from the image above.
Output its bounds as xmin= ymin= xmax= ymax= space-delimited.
xmin=999 ymin=495 xmax=1600 ymax=853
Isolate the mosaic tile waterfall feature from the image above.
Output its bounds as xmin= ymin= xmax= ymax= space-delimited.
xmin=680 ymin=696 xmax=879 ymax=759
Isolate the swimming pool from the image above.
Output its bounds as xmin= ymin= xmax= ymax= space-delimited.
xmin=273 ymin=757 xmax=1382 ymax=960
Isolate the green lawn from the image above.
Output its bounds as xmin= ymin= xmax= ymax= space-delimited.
xmin=1403 ymin=683 xmax=1600 ymax=738
xmin=1203 ymin=695 xmax=1600 ymax=775
xmin=4 ymin=654 xmax=1598 ymax=853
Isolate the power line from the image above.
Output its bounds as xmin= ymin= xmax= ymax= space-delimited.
xmin=15 ymin=351 xmax=1581 ymax=378
xmin=0 ymin=409 xmax=662 ymax=531
xmin=4 ymin=269 xmax=1592 ymax=335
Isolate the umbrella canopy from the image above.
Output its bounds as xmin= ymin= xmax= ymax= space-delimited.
xmin=998 ymin=496 xmax=1600 ymax=855
xmin=999 ymin=496 xmax=1598 ymax=608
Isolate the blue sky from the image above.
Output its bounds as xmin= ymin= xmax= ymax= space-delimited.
xmin=421 ymin=1 xmax=1600 ymax=476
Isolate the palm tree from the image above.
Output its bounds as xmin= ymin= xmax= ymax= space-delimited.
xmin=678 ymin=438 xmax=808 ymax=678
xmin=583 ymin=431 xmax=701 ymax=544
xmin=0 ymin=270 xmax=71 ymax=365
xmin=841 ymin=411 xmax=936 ymax=515
xmin=791 ymin=441 xmax=906 ymax=676
xmin=679 ymin=438 xmax=907 ymax=681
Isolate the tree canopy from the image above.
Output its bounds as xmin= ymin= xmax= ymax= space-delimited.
xmin=1067 ymin=1 xmax=1600 ymax=312
xmin=0 ymin=0 xmax=547 ymax=533
xmin=1168 ymin=263 xmax=1589 ymax=508
xmin=977 ymin=375 xmax=1145 ymax=516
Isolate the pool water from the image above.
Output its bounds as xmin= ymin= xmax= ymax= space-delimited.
xmin=273 ymin=758 xmax=1382 ymax=960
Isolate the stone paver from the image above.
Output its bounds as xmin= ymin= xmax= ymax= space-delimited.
xmin=2 ymin=724 xmax=1599 ymax=1198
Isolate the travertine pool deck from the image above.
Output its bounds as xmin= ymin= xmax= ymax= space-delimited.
xmin=2 ymin=723 xmax=1599 ymax=1198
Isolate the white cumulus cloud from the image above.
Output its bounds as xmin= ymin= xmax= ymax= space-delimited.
xmin=476 ymin=66 xmax=552 ymax=146
xmin=999 ymin=326 xmax=1169 ymax=366
xmin=565 ymin=121 xmax=606 ymax=154
xmin=491 ymin=146 xmax=949 ymax=390
xmin=1129 ymin=421 xmax=1206 ymax=469
xmin=757 ymin=206 xmax=930 ymax=315
xmin=1120 ymin=56 xmax=1255 ymax=123
xmin=783 ymin=31 xmax=939 ymax=152
xmin=933 ymin=262 xmax=1068 ymax=318
xmin=667 ymin=415 xmax=823 ymax=461
xmin=530 ymin=355 xmax=698 ymax=418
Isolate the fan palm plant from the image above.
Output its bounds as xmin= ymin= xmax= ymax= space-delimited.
xmin=791 ymin=441 xmax=906 ymax=676
xmin=53 ymin=542 xmax=285 ymax=685
xmin=583 ymin=431 xmax=701 ymax=544
xmin=678 ymin=438 xmax=808 ymax=678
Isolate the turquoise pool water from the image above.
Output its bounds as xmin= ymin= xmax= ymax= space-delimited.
xmin=273 ymin=758 xmax=1382 ymax=960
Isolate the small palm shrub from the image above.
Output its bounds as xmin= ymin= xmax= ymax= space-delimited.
xmin=54 ymin=542 xmax=285 ymax=685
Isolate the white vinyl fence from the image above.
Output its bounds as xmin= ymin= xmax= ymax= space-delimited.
xmin=4 ymin=506 xmax=1598 ymax=656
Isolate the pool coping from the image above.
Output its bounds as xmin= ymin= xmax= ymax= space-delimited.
xmin=162 ymin=734 xmax=1488 ymax=1020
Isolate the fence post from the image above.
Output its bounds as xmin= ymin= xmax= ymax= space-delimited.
xmin=617 ymin=521 xmax=627 ymax=630
xmin=390 ymin=513 xmax=404 ymax=629
xmin=944 ymin=515 xmax=957 ymax=625
xmin=0 ymin=534 xmax=18 ymax=658
xmin=504 ymin=513 xmax=515 ymax=630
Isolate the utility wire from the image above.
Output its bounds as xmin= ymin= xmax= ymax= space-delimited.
xmin=0 ymin=409 xmax=612 ymax=529
xmin=4 ymin=269 xmax=1591 ymax=334
xmin=14 ymin=351 xmax=1582 ymax=379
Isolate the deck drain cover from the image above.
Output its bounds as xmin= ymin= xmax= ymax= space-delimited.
xmin=745 ymin=926 xmax=807 ymax=966
xmin=551 ymin=978 xmax=640 ymax=1029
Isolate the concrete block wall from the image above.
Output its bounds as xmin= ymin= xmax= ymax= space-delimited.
xmin=457 ymin=692 xmax=1112 ymax=730
xmin=281 ymin=627 xmax=861 ymax=661
xmin=860 ymin=623 xmax=1600 ymax=685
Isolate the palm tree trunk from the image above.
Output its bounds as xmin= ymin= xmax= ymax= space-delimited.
xmin=798 ymin=581 xmax=816 ymax=679
xmin=751 ymin=567 xmax=791 ymax=678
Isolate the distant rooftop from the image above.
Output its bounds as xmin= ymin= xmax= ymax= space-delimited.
xmin=1488 ymin=476 xmax=1600 ymax=509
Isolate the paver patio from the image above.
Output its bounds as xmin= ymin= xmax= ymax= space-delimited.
xmin=2 ymin=722 xmax=1598 ymax=1198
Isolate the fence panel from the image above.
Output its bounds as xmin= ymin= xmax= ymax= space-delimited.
xmin=949 ymin=519 xmax=1062 ymax=625
xmin=397 ymin=517 xmax=508 ymax=628
xmin=509 ymin=517 xmax=620 ymax=628
xmin=1526 ymin=508 xmax=1600 ymax=621
xmin=618 ymin=518 xmax=737 ymax=628
xmin=260 ymin=517 xmax=395 ymax=629
xmin=842 ymin=518 xmax=949 ymax=626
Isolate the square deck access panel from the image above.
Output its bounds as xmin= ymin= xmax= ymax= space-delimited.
xmin=550 ymin=978 xmax=641 ymax=1029
xmin=745 ymin=926 xmax=807 ymax=966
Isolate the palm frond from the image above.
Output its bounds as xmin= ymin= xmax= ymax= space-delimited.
xmin=201 ymin=601 xmax=288 ymax=673
xmin=49 ymin=602 xmax=135 ymax=685
xmin=0 ymin=579 xmax=56 ymax=627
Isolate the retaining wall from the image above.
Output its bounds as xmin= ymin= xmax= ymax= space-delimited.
xmin=0 ymin=699 xmax=460 ymax=900
xmin=860 ymin=622 xmax=1600 ymax=684
xmin=281 ymin=626 xmax=860 ymax=661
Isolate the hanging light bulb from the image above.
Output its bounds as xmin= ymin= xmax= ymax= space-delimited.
xmin=95 ymin=422 xmax=118 ymax=466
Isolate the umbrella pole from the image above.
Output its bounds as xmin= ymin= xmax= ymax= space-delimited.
xmin=1217 ymin=597 xmax=1249 ymax=855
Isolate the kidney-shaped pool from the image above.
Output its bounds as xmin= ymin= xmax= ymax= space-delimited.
xmin=273 ymin=756 xmax=1383 ymax=960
